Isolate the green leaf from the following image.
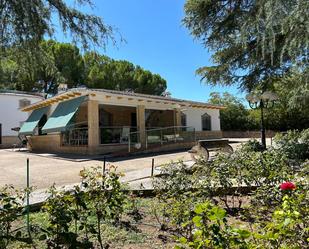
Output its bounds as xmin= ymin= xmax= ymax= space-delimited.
xmin=179 ymin=237 xmax=187 ymax=244
xmin=208 ymin=206 xmax=226 ymax=221
xmin=38 ymin=234 xmax=47 ymax=241
xmin=192 ymin=215 xmax=203 ymax=227
xmin=194 ymin=204 xmax=204 ymax=214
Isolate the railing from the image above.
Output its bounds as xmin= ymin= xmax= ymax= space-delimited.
xmin=100 ymin=126 xmax=137 ymax=144
xmin=62 ymin=127 xmax=88 ymax=146
xmin=128 ymin=126 xmax=196 ymax=152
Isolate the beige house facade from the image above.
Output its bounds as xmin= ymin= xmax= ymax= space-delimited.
xmin=20 ymin=88 xmax=224 ymax=155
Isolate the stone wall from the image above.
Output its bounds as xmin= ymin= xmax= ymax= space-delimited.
xmin=195 ymin=131 xmax=223 ymax=140
xmin=222 ymin=130 xmax=277 ymax=138
xmin=28 ymin=134 xmax=128 ymax=155
xmin=0 ymin=136 xmax=20 ymax=148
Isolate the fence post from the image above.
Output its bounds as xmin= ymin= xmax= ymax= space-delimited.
xmin=103 ymin=156 xmax=106 ymax=175
xmin=26 ymin=158 xmax=30 ymax=235
xmin=151 ymin=158 xmax=155 ymax=177
xmin=128 ymin=133 xmax=131 ymax=152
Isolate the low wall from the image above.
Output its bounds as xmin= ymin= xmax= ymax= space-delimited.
xmin=27 ymin=130 xmax=223 ymax=156
xmin=143 ymin=141 xmax=196 ymax=154
xmin=28 ymin=134 xmax=89 ymax=154
xmin=28 ymin=134 xmax=129 ymax=155
xmin=222 ymin=130 xmax=277 ymax=138
xmin=0 ymin=136 xmax=20 ymax=148
xmin=195 ymin=131 xmax=223 ymax=140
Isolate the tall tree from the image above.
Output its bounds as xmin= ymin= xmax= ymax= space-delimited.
xmin=0 ymin=0 xmax=114 ymax=50
xmin=84 ymin=52 xmax=167 ymax=95
xmin=0 ymin=40 xmax=84 ymax=93
xmin=183 ymin=0 xmax=309 ymax=92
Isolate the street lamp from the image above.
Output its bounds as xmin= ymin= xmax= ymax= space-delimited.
xmin=246 ymin=91 xmax=279 ymax=149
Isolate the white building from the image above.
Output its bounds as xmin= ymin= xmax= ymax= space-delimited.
xmin=0 ymin=90 xmax=44 ymax=148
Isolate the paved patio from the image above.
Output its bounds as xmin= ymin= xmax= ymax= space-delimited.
xmin=0 ymin=138 xmax=272 ymax=190
xmin=0 ymin=149 xmax=192 ymax=189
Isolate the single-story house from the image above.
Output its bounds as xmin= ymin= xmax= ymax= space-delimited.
xmin=0 ymin=90 xmax=44 ymax=148
xmin=19 ymin=88 xmax=224 ymax=155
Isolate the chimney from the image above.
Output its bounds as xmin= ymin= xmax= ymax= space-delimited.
xmin=58 ymin=84 xmax=68 ymax=94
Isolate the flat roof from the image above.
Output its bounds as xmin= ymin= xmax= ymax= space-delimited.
xmin=0 ymin=90 xmax=45 ymax=98
xmin=21 ymin=88 xmax=225 ymax=111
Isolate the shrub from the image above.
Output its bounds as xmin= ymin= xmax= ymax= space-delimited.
xmin=0 ymin=185 xmax=30 ymax=249
xmin=175 ymin=201 xmax=251 ymax=249
xmin=254 ymin=186 xmax=309 ymax=248
xmin=241 ymin=139 xmax=265 ymax=152
xmin=41 ymin=166 xmax=127 ymax=249
xmin=273 ymin=129 xmax=309 ymax=163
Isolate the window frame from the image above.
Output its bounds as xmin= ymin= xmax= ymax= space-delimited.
xmin=201 ymin=113 xmax=212 ymax=131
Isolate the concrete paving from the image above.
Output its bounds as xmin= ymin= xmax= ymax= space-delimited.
xmin=0 ymin=137 xmax=271 ymax=191
xmin=0 ymin=149 xmax=192 ymax=190
xmin=0 ymin=138 xmax=273 ymax=206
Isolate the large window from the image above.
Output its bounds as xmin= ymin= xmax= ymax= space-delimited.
xmin=202 ymin=113 xmax=211 ymax=131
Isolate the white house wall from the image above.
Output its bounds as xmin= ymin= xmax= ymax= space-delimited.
xmin=183 ymin=108 xmax=220 ymax=131
xmin=0 ymin=94 xmax=43 ymax=136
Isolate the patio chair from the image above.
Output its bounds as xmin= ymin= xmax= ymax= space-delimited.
xmin=12 ymin=135 xmax=27 ymax=151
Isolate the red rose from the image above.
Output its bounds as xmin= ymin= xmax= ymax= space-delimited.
xmin=280 ymin=182 xmax=296 ymax=191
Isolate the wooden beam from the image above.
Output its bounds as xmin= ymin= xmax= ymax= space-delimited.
xmin=128 ymin=98 xmax=134 ymax=101
xmin=117 ymin=96 xmax=123 ymax=100
xmin=138 ymin=99 xmax=143 ymax=102
xmin=73 ymin=92 xmax=81 ymax=96
xmin=90 ymin=93 xmax=96 ymax=97
xmin=105 ymin=95 xmax=111 ymax=99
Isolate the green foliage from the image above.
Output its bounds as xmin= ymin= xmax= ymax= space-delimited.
xmin=42 ymin=185 xmax=91 ymax=248
xmin=0 ymin=40 xmax=167 ymax=95
xmin=41 ymin=166 xmax=128 ymax=248
xmin=207 ymin=90 xmax=309 ymax=131
xmin=0 ymin=0 xmax=114 ymax=50
xmin=255 ymin=190 xmax=309 ymax=249
xmin=0 ymin=185 xmax=30 ymax=249
xmin=83 ymin=52 xmax=167 ymax=95
xmin=241 ymin=139 xmax=264 ymax=152
xmin=1 ymin=131 xmax=309 ymax=248
xmin=183 ymin=0 xmax=309 ymax=91
xmin=153 ymin=161 xmax=200 ymax=235
xmin=208 ymin=92 xmax=258 ymax=130
xmin=175 ymin=201 xmax=250 ymax=249
xmin=274 ymin=129 xmax=309 ymax=162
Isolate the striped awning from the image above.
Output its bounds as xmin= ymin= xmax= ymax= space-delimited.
xmin=42 ymin=96 xmax=86 ymax=133
xmin=19 ymin=106 xmax=49 ymax=135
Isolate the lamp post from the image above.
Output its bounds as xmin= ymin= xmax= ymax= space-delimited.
xmin=246 ymin=91 xmax=279 ymax=149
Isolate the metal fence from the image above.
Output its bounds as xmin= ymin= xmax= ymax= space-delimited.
xmin=128 ymin=126 xmax=196 ymax=152
xmin=62 ymin=127 xmax=88 ymax=146
xmin=99 ymin=126 xmax=137 ymax=144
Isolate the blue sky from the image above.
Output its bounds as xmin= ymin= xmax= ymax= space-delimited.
xmin=65 ymin=0 xmax=246 ymax=102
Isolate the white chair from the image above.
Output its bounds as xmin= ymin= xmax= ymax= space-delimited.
xmin=120 ymin=127 xmax=130 ymax=143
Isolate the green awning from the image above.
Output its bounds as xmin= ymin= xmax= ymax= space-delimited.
xmin=19 ymin=107 xmax=49 ymax=135
xmin=42 ymin=95 xmax=86 ymax=133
